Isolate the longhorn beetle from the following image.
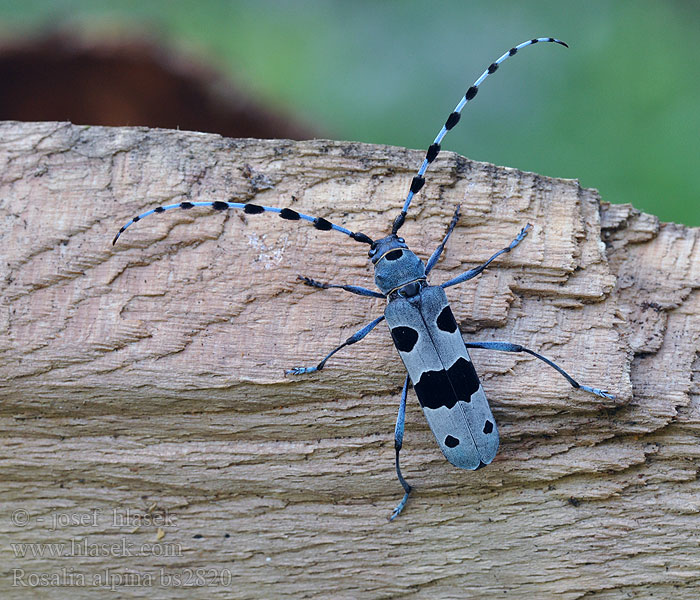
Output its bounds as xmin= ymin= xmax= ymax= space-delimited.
xmin=114 ymin=38 xmax=614 ymax=520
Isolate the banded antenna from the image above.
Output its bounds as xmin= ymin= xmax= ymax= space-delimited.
xmin=391 ymin=37 xmax=568 ymax=234
xmin=113 ymin=200 xmax=374 ymax=246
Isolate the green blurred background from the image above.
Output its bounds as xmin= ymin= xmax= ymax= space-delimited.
xmin=0 ymin=0 xmax=697 ymax=225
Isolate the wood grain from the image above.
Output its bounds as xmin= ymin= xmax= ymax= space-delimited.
xmin=1 ymin=121 xmax=698 ymax=598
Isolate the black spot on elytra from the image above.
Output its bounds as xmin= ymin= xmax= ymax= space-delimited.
xmin=450 ymin=357 xmax=480 ymax=401
xmin=414 ymin=369 xmax=452 ymax=409
xmin=444 ymin=435 xmax=460 ymax=448
xmin=385 ymin=249 xmax=403 ymax=261
xmin=436 ymin=305 xmax=458 ymax=333
xmin=415 ymin=357 xmax=479 ymax=410
xmin=483 ymin=420 xmax=493 ymax=434
xmin=391 ymin=326 xmax=419 ymax=353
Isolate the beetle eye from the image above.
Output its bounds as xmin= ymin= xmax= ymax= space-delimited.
xmin=397 ymin=237 xmax=405 ymax=243
xmin=368 ymin=248 xmax=376 ymax=257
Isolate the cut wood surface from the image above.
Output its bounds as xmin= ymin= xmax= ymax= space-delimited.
xmin=1 ymin=121 xmax=698 ymax=599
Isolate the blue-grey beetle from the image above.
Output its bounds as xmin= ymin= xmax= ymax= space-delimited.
xmin=114 ymin=38 xmax=613 ymax=520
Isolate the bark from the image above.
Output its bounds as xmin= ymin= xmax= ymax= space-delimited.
xmin=1 ymin=121 xmax=698 ymax=599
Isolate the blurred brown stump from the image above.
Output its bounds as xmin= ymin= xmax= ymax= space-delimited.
xmin=0 ymin=32 xmax=315 ymax=139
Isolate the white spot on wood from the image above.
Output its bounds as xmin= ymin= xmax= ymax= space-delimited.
xmin=247 ymin=233 xmax=287 ymax=269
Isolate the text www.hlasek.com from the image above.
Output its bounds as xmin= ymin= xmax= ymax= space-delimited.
xmin=11 ymin=537 xmax=181 ymax=558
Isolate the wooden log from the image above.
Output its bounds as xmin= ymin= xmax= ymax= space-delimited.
xmin=1 ymin=121 xmax=698 ymax=598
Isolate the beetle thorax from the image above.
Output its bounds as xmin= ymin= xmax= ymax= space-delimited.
xmin=369 ymin=234 xmax=426 ymax=295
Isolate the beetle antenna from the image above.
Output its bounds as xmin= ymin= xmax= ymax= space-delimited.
xmin=392 ymin=37 xmax=568 ymax=234
xmin=113 ymin=200 xmax=374 ymax=246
